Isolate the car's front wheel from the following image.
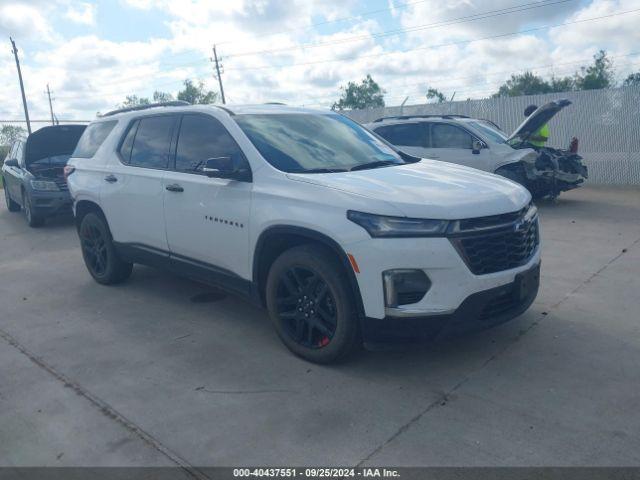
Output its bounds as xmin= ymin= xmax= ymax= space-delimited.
xmin=79 ymin=212 xmax=133 ymax=285
xmin=22 ymin=191 xmax=44 ymax=227
xmin=265 ymin=245 xmax=360 ymax=364
xmin=3 ymin=182 xmax=20 ymax=212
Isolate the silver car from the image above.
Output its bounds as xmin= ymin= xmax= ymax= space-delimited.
xmin=365 ymin=100 xmax=588 ymax=199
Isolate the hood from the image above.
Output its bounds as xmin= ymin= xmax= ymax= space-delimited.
xmin=25 ymin=124 xmax=86 ymax=168
xmin=507 ymin=99 xmax=571 ymax=146
xmin=287 ymin=160 xmax=530 ymax=219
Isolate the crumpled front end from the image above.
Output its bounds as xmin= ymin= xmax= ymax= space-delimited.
xmin=520 ymin=147 xmax=589 ymax=199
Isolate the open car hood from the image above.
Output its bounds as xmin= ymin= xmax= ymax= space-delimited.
xmin=507 ymin=99 xmax=571 ymax=146
xmin=25 ymin=124 xmax=86 ymax=167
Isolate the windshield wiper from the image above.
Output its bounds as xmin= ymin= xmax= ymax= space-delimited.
xmin=350 ymin=160 xmax=399 ymax=171
xmin=296 ymin=168 xmax=348 ymax=174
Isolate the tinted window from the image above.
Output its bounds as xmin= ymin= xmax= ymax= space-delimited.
xmin=235 ymin=113 xmax=403 ymax=173
xmin=129 ymin=116 xmax=176 ymax=169
xmin=375 ymin=123 xmax=425 ymax=147
xmin=73 ymin=121 xmax=117 ymax=158
xmin=431 ymin=123 xmax=472 ymax=149
xmin=118 ymin=120 xmax=139 ymax=163
xmin=175 ymin=115 xmax=246 ymax=174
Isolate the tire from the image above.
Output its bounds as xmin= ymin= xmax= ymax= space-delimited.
xmin=265 ymin=244 xmax=360 ymax=364
xmin=78 ymin=212 xmax=133 ymax=285
xmin=4 ymin=182 xmax=20 ymax=212
xmin=22 ymin=191 xmax=45 ymax=227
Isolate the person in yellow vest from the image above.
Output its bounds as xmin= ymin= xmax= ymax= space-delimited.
xmin=524 ymin=104 xmax=549 ymax=148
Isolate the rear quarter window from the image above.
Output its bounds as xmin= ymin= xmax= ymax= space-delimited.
xmin=73 ymin=121 xmax=117 ymax=158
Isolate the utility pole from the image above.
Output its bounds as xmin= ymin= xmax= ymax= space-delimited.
xmin=10 ymin=37 xmax=31 ymax=134
xmin=211 ymin=45 xmax=226 ymax=105
xmin=46 ymin=84 xmax=55 ymax=125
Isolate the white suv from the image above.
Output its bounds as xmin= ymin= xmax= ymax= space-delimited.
xmin=66 ymin=102 xmax=541 ymax=363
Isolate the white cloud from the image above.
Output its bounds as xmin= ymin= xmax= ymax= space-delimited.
xmin=0 ymin=2 xmax=56 ymax=42
xmin=1 ymin=0 xmax=639 ymax=124
xmin=65 ymin=2 xmax=97 ymax=25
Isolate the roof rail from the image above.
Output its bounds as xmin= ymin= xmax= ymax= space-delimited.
xmin=101 ymin=101 xmax=191 ymax=117
xmin=264 ymin=102 xmax=286 ymax=105
xmin=373 ymin=114 xmax=470 ymax=123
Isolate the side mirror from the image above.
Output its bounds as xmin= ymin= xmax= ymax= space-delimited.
xmin=4 ymin=158 xmax=18 ymax=167
xmin=472 ymin=139 xmax=485 ymax=154
xmin=202 ymin=157 xmax=251 ymax=182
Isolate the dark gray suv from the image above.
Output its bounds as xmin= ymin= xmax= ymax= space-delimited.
xmin=2 ymin=125 xmax=86 ymax=227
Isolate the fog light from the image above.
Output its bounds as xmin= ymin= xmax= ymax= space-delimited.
xmin=383 ymin=269 xmax=431 ymax=307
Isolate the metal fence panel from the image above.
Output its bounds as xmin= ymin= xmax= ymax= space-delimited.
xmin=345 ymin=86 xmax=640 ymax=185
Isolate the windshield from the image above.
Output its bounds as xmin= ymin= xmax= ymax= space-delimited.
xmin=468 ymin=120 xmax=508 ymax=145
xmin=235 ymin=113 xmax=404 ymax=173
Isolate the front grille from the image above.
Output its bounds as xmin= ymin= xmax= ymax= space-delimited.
xmin=54 ymin=178 xmax=68 ymax=191
xmin=451 ymin=210 xmax=539 ymax=275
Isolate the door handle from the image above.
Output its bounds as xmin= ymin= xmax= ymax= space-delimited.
xmin=104 ymin=175 xmax=118 ymax=183
xmin=165 ymin=184 xmax=184 ymax=193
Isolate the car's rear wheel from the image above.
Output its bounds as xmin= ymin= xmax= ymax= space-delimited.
xmin=4 ymin=182 xmax=20 ymax=212
xmin=266 ymin=245 xmax=360 ymax=363
xmin=22 ymin=191 xmax=44 ymax=227
xmin=79 ymin=212 xmax=133 ymax=285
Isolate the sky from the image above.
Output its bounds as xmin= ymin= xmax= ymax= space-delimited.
xmin=1 ymin=0 xmax=639 ymax=124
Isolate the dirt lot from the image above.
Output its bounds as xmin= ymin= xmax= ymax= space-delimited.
xmin=1 ymin=186 xmax=639 ymax=469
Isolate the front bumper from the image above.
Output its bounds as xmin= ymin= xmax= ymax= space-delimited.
xmin=29 ymin=189 xmax=73 ymax=216
xmin=344 ymin=233 xmax=541 ymax=320
xmin=361 ymin=262 xmax=540 ymax=343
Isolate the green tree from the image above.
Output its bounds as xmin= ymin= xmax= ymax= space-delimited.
xmin=0 ymin=125 xmax=26 ymax=146
xmin=494 ymin=71 xmax=552 ymax=97
xmin=623 ymin=72 xmax=640 ymax=87
xmin=0 ymin=125 xmax=26 ymax=168
xmin=574 ymin=50 xmax=615 ymax=90
xmin=120 ymin=95 xmax=151 ymax=108
xmin=332 ymin=74 xmax=385 ymax=110
xmin=426 ymin=87 xmax=446 ymax=103
xmin=549 ymin=75 xmax=575 ymax=93
xmin=153 ymin=91 xmax=174 ymax=102
xmin=177 ymin=79 xmax=217 ymax=104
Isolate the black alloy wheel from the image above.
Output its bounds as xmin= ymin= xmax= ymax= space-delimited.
xmin=78 ymin=212 xmax=133 ymax=285
xmin=80 ymin=219 xmax=109 ymax=277
xmin=266 ymin=244 xmax=360 ymax=363
xmin=22 ymin=191 xmax=44 ymax=227
xmin=5 ymin=184 xmax=21 ymax=212
xmin=275 ymin=266 xmax=337 ymax=349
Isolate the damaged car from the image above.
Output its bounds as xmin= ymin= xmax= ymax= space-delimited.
xmin=365 ymin=99 xmax=588 ymax=199
xmin=2 ymin=124 xmax=86 ymax=227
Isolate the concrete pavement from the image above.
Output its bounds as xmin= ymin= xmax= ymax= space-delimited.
xmin=1 ymin=186 xmax=639 ymax=468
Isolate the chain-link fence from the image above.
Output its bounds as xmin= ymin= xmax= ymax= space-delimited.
xmin=345 ymin=86 xmax=640 ymax=185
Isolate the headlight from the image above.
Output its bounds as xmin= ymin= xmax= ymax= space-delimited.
xmin=347 ymin=210 xmax=449 ymax=238
xmin=30 ymin=180 xmax=59 ymax=191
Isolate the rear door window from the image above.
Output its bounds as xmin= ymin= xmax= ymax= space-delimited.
xmin=129 ymin=116 xmax=176 ymax=169
xmin=174 ymin=114 xmax=247 ymax=174
xmin=73 ymin=121 xmax=117 ymax=158
xmin=118 ymin=120 xmax=139 ymax=164
xmin=430 ymin=123 xmax=472 ymax=149
xmin=374 ymin=123 xmax=425 ymax=147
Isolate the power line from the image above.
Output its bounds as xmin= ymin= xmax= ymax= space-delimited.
xmin=224 ymin=0 xmax=574 ymax=59
xmin=49 ymin=0 xmax=573 ymax=92
xmin=224 ymin=8 xmax=640 ymax=72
